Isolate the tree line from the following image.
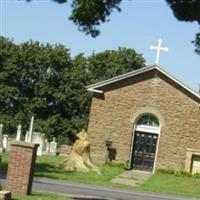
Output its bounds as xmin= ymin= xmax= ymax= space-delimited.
xmin=0 ymin=36 xmax=145 ymax=144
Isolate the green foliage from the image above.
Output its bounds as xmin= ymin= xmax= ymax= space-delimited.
xmin=166 ymin=0 xmax=200 ymax=54
xmin=166 ymin=0 xmax=200 ymax=22
xmin=27 ymin=0 xmax=122 ymax=38
xmin=35 ymin=155 xmax=125 ymax=187
xmin=0 ymin=37 xmax=23 ymax=134
xmin=141 ymin=173 xmax=200 ymax=198
xmin=2 ymin=152 xmax=128 ymax=189
xmin=13 ymin=192 xmax=72 ymax=200
xmin=88 ymin=48 xmax=145 ymax=83
xmin=25 ymin=0 xmax=200 ymax=54
xmin=0 ymin=37 xmax=73 ymax=139
xmin=194 ymin=31 xmax=200 ymax=55
xmin=69 ymin=0 xmax=122 ymax=37
xmin=0 ymin=36 xmax=145 ymax=143
xmin=105 ymin=161 xmax=128 ymax=169
xmin=2 ymin=152 xmax=200 ymax=197
xmin=156 ymin=168 xmax=200 ymax=178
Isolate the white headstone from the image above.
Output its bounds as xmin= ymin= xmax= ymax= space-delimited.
xmin=16 ymin=124 xmax=22 ymax=141
xmin=3 ymin=134 xmax=8 ymax=149
xmin=7 ymin=138 xmax=13 ymax=151
xmin=27 ymin=116 xmax=34 ymax=143
xmin=0 ymin=124 xmax=3 ymax=153
xmin=44 ymin=139 xmax=50 ymax=155
xmin=31 ymin=132 xmax=45 ymax=156
xmin=49 ymin=137 xmax=57 ymax=156
xmin=25 ymin=131 xmax=29 ymax=142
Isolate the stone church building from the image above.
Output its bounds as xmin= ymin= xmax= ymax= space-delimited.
xmin=86 ymin=65 xmax=200 ymax=173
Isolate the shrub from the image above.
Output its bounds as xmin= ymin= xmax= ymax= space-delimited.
xmin=156 ymin=168 xmax=200 ymax=178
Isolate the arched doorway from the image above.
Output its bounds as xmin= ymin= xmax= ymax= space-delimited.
xmin=130 ymin=114 xmax=160 ymax=171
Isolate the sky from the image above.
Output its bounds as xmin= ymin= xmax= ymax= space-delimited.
xmin=1 ymin=0 xmax=200 ymax=92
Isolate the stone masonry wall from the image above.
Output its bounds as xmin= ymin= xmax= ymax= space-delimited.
xmin=6 ymin=142 xmax=38 ymax=195
xmin=87 ymin=72 xmax=200 ymax=171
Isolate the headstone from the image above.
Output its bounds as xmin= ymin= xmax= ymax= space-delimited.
xmin=16 ymin=124 xmax=22 ymax=141
xmin=27 ymin=116 xmax=34 ymax=143
xmin=44 ymin=139 xmax=50 ymax=155
xmin=3 ymin=134 xmax=8 ymax=149
xmin=6 ymin=138 xmax=13 ymax=151
xmin=49 ymin=137 xmax=57 ymax=156
xmin=31 ymin=132 xmax=45 ymax=156
xmin=0 ymin=124 xmax=3 ymax=153
xmin=25 ymin=131 xmax=29 ymax=142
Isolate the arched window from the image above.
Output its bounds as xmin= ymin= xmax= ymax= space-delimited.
xmin=135 ymin=114 xmax=160 ymax=134
xmin=137 ymin=115 xmax=159 ymax=127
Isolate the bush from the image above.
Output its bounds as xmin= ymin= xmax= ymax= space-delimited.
xmin=156 ymin=168 xmax=200 ymax=178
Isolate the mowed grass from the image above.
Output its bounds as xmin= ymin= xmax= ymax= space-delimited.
xmin=1 ymin=152 xmax=125 ymax=187
xmin=2 ymin=152 xmax=200 ymax=198
xmin=140 ymin=173 xmax=200 ymax=198
xmin=34 ymin=154 xmax=125 ymax=187
xmin=12 ymin=192 xmax=72 ymax=200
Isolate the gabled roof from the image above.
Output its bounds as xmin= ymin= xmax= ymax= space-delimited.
xmin=86 ymin=65 xmax=200 ymax=101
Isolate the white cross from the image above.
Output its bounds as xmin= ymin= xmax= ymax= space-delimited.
xmin=150 ymin=39 xmax=168 ymax=65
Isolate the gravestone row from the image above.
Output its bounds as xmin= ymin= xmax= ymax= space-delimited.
xmin=0 ymin=123 xmax=57 ymax=156
xmin=0 ymin=117 xmax=58 ymax=199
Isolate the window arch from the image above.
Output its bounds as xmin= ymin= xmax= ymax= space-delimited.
xmin=137 ymin=114 xmax=159 ymax=127
xmin=135 ymin=114 xmax=160 ymax=134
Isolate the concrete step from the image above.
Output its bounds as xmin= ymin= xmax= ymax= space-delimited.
xmin=111 ymin=170 xmax=152 ymax=186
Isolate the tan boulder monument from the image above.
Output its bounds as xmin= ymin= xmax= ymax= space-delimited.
xmin=65 ymin=129 xmax=101 ymax=174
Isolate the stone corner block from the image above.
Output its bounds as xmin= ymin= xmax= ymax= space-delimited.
xmin=0 ymin=191 xmax=11 ymax=200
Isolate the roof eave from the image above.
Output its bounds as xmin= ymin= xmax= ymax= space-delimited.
xmin=86 ymin=65 xmax=156 ymax=90
xmin=86 ymin=65 xmax=200 ymax=101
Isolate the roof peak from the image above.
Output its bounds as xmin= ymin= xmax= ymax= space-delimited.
xmin=86 ymin=65 xmax=200 ymax=101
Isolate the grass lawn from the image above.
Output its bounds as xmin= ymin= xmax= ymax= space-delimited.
xmin=12 ymin=192 xmax=72 ymax=200
xmin=1 ymin=152 xmax=200 ymax=198
xmin=1 ymin=152 xmax=125 ymax=187
xmin=139 ymin=173 xmax=200 ymax=198
xmin=34 ymin=154 xmax=125 ymax=187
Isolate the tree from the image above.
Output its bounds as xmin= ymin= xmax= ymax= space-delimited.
xmin=0 ymin=37 xmax=73 ymax=140
xmin=166 ymin=0 xmax=200 ymax=54
xmin=16 ymin=41 xmax=73 ymax=141
xmin=0 ymin=36 xmax=145 ymax=143
xmin=61 ymin=54 xmax=91 ymax=143
xmin=27 ymin=0 xmax=122 ymax=38
xmin=0 ymin=37 xmax=24 ymax=134
xmin=87 ymin=48 xmax=145 ymax=83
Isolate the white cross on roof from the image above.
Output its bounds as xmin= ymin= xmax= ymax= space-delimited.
xmin=150 ymin=39 xmax=168 ymax=65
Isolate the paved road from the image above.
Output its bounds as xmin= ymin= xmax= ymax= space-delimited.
xmin=33 ymin=177 xmax=197 ymax=200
